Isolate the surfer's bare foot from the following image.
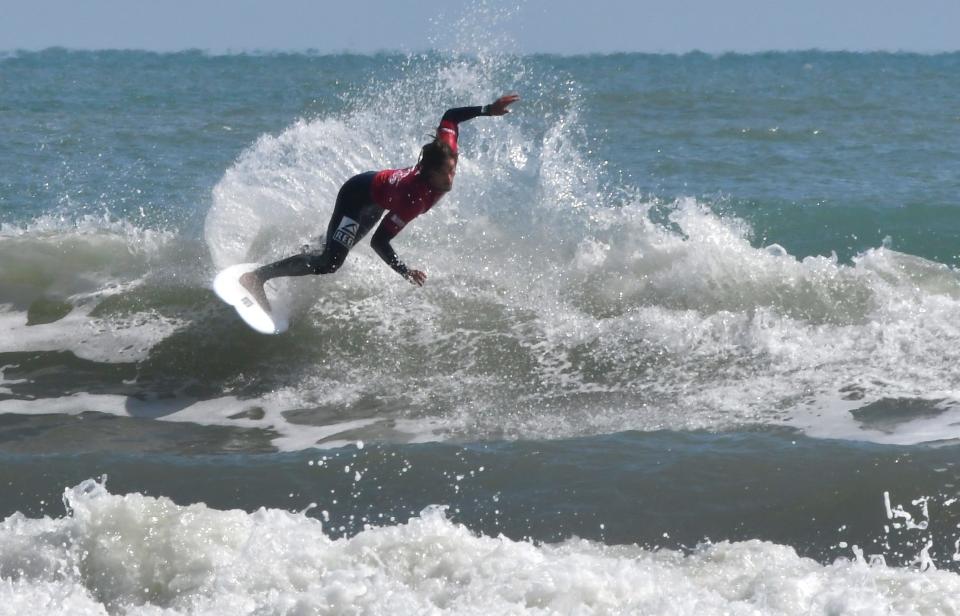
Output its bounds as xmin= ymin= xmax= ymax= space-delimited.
xmin=239 ymin=271 xmax=271 ymax=312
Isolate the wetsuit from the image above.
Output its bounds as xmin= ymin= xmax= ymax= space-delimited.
xmin=254 ymin=106 xmax=489 ymax=282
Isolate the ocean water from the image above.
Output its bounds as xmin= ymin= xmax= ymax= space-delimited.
xmin=3 ymin=46 xmax=960 ymax=614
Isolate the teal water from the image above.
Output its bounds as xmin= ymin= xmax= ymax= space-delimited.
xmin=4 ymin=51 xmax=959 ymax=260
xmin=3 ymin=49 xmax=960 ymax=613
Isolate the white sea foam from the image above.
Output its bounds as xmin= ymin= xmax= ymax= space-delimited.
xmin=1 ymin=479 xmax=959 ymax=616
xmin=0 ymin=306 xmax=183 ymax=364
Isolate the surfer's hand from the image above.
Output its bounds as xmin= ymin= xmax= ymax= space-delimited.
xmin=407 ymin=270 xmax=427 ymax=286
xmin=487 ymin=94 xmax=520 ymax=116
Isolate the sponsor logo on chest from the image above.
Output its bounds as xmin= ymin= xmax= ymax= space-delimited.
xmin=388 ymin=168 xmax=415 ymax=186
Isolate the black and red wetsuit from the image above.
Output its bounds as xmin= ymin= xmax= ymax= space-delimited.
xmin=255 ymin=106 xmax=489 ymax=282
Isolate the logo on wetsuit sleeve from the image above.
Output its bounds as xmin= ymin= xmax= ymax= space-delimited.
xmin=333 ymin=216 xmax=359 ymax=248
xmin=389 ymin=213 xmax=406 ymax=229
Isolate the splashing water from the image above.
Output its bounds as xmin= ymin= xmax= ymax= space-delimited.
xmin=196 ymin=50 xmax=960 ymax=447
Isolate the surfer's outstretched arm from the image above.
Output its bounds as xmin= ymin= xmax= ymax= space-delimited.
xmin=441 ymin=94 xmax=520 ymax=123
xmin=436 ymin=94 xmax=521 ymax=148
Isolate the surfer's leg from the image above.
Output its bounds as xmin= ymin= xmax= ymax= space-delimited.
xmin=303 ymin=172 xmax=381 ymax=275
xmin=307 ymin=202 xmax=384 ymax=274
xmin=242 ymin=171 xmax=378 ymax=297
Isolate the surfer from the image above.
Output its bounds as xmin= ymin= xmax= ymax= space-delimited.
xmin=240 ymin=93 xmax=520 ymax=311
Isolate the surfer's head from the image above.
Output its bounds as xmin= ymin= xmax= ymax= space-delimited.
xmin=419 ymin=139 xmax=458 ymax=192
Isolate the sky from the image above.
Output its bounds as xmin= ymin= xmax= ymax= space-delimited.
xmin=2 ymin=0 xmax=959 ymax=54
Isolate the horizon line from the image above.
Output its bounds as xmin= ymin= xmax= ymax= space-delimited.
xmin=4 ymin=45 xmax=960 ymax=58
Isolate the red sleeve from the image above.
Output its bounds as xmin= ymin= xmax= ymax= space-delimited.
xmin=435 ymin=106 xmax=484 ymax=154
xmin=437 ymin=119 xmax=459 ymax=152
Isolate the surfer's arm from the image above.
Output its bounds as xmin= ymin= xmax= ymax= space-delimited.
xmin=440 ymin=106 xmax=485 ymax=127
xmin=437 ymin=107 xmax=482 ymax=145
xmin=370 ymin=221 xmax=424 ymax=285
xmin=437 ymin=95 xmax=521 ymax=140
xmin=440 ymin=95 xmax=520 ymax=124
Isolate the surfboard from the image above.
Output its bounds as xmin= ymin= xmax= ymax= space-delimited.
xmin=212 ymin=263 xmax=289 ymax=334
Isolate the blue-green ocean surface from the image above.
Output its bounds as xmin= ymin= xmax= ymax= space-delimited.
xmin=2 ymin=48 xmax=960 ymax=614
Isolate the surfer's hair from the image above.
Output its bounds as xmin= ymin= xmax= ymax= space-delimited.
xmin=418 ymin=138 xmax=457 ymax=173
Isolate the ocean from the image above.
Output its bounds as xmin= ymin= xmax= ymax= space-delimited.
xmin=2 ymin=47 xmax=960 ymax=614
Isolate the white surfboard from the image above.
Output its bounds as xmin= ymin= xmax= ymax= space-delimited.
xmin=213 ymin=263 xmax=289 ymax=334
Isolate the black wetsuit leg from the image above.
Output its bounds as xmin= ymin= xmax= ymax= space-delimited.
xmin=254 ymin=172 xmax=384 ymax=281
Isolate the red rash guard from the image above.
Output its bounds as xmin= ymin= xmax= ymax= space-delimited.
xmin=370 ymin=106 xmax=485 ymax=239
